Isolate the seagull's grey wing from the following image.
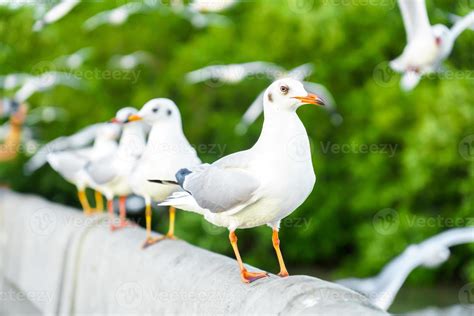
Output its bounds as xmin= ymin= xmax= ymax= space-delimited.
xmin=83 ymin=10 xmax=114 ymax=30
xmin=43 ymin=0 xmax=80 ymax=24
xmin=448 ymin=11 xmax=474 ymax=41
xmin=241 ymin=61 xmax=285 ymax=78
xmin=185 ymin=65 xmax=221 ymax=83
xmin=424 ymin=227 xmax=474 ymax=248
xmin=85 ymin=156 xmax=117 ymax=185
xmin=0 ymin=73 xmax=33 ymax=90
xmin=183 ymin=164 xmax=260 ymax=213
xmin=47 ymin=150 xmax=90 ymax=180
xmin=287 ymin=63 xmax=314 ymax=80
xmin=24 ymin=123 xmax=103 ymax=174
xmin=398 ymin=0 xmax=431 ymax=42
xmin=235 ymin=90 xmax=264 ymax=135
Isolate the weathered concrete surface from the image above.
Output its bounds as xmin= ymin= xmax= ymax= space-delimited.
xmin=0 ymin=189 xmax=387 ymax=315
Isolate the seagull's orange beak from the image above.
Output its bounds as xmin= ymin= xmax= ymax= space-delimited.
xmin=127 ymin=114 xmax=142 ymax=122
xmin=293 ymin=93 xmax=325 ymax=106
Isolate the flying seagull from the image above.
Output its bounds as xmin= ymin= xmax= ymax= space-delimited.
xmin=151 ymin=78 xmax=325 ymax=283
xmin=186 ymin=62 xmax=340 ymax=134
xmin=337 ymin=227 xmax=474 ymax=310
xmin=390 ymin=0 xmax=474 ymax=91
xmin=33 ymin=0 xmax=81 ymax=31
xmin=107 ymin=51 xmax=154 ymax=70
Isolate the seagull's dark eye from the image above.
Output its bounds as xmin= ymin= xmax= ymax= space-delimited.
xmin=152 ymin=107 xmax=159 ymax=113
xmin=280 ymin=85 xmax=289 ymax=94
xmin=167 ymin=109 xmax=172 ymax=116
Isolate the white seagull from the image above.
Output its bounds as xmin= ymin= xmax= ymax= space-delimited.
xmin=390 ymin=0 xmax=474 ymax=91
xmin=151 ymin=78 xmax=325 ymax=283
xmin=127 ymin=98 xmax=201 ymax=248
xmin=0 ymin=71 xmax=83 ymax=103
xmin=337 ymin=227 xmax=474 ymax=311
xmin=85 ymin=107 xmax=147 ymax=230
xmin=83 ymin=2 xmax=163 ymax=31
xmin=107 ymin=51 xmax=154 ymax=70
xmin=46 ymin=122 xmax=121 ymax=214
xmin=33 ymin=0 xmax=81 ymax=31
xmin=186 ymin=62 xmax=339 ymax=134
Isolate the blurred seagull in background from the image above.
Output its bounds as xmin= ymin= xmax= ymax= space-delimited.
xmin=189 ymin=0 xmax=237 ymax=13
xmin=83 ymin=2 xmax=162 ymax=31
xmin=53 ymin=47 xmax=94 ymax=69
xmin=107 ymin=51 xmax=154 ymax=70
xmin=46 ymin=122 xmax=121 ymax=214
xmin=337 ymin=227 xmax=474 ymax=311
xmin=33 ymin=0 xmax=81 ymax=32
xmin=127 ymin=99 xmax=201 ymax=248
xmin=0 ymin=71 xmax=83 ymax=103
xmin=85 ymin=107 xmax=147 ymax=230
xmin=170 ymin=0 xmax=232 ymax=28
xmin=390 ymin=0 xmax=474 ymax=91
xmin=151 ymin=78 xmax=325 ymax=283
xmin=186 ymin=62 xmax=340 ymax=134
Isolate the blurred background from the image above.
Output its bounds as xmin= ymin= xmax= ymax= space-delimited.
xmin=0 ymin=0 xmax=473 ymax=313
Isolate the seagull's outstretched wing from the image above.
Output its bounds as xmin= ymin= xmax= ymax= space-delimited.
xmin=33 ymin=0 xmax=80 ymax=31
xmin=287 ymin=63 xmax=314 ymax=80
xmin=448 ymin=11 xmax=474 ymax=42
xmin=0 ymin=73 xmax=34 ymax=90
xmin=24 ymin=123 xmax=104 ymax=175
xmin=83 ymin=2 xmax=145 ymax=30
xmin=235 ymin=90 xmax=265 ymax=135
xmin=398 ymin=0 xmax=432 ymax=42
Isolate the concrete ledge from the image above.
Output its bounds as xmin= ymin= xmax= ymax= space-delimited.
xmin=0 ymin=189 xmax=387 ymax=315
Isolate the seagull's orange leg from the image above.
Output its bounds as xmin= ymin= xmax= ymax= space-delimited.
xmin=142 ymin=200 xmax=163 ymax=248
xmin=77 ymin=190 xmax=92 ymax=215
xmin=165 ymin=206 xmax=177 ymax=239
xmin=110 ymin=196 xmax=134 ymax=231
xmin=272 ymin=228 xmax=289 ymax=277
xmin=94 ymin=190 xmax=104 ymax=213
xmin=229 ymin=231 xmax=268 ymax=283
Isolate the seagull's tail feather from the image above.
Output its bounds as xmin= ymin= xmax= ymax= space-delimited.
xmin=159 ymin=191 xmax=206 ymax=215
xmin=148 ymin=179 xmax=179 ymax=186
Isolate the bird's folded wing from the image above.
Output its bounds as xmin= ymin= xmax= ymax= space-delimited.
xmin=24 ymin=123 xmax=103 ymax=174
xmin=398 ymin=0 xmax=431 ymax=42
xmin=183 ymin=165 xmax=260 ymax=214
xmin=449 ymin=11 xmax=474 ymax=41
xmin=85 ymin=156 xmax=117 ymax=185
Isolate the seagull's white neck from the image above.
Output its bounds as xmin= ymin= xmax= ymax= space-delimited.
xmin=117 ymin=122 xmax=146 ymax=159
xmin=144 ymin=119 xmax=190 ymax=154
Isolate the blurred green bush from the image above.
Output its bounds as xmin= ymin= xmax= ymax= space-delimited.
xmin=0 ymin=0 xmax=472 ymax=285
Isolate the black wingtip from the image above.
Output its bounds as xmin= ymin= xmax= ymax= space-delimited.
xmin=148 ymin=179 xmax=179 ymax=185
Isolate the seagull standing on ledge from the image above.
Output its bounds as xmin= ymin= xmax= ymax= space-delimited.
xmin=151 ymin=78 xmax=324 ymax=283
xmin=390 ymin=0 xmax=474 ymax=91
xmin=127 ymin=99 xmax=201 ymax=248
xmin=85 ymin=108 xmax=147 ymax=230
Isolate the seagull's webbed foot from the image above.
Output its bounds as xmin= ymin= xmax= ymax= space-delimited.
xmin=240 ymin=270 xmax=269 ymax=283
xmin=142 ymin=236 xmax=165 ymax=249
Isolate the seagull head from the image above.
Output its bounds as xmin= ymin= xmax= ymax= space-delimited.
xmin=127 ymin=98 xmax=181 ymax=125
xmin=264 ymin=78 xmax=325 ymax=112
xmin=110 ymin=107 xmax=138 ymax=124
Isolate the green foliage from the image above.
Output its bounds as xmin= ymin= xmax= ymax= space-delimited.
xmin=0 ymin=0 xmax=472 ymax=285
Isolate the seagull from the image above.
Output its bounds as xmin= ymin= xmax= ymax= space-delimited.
xmin=189 ymin=0 xmax=237 ymax=13
xmin=107 ymin=51 xmax=154 ymax=70
xmin=151 ymin=78 xmax=325 ymax=283
xmin=53 ymin=47 xmax=94 ymax=69
xmin=337 ymin=227 xmax=474 ymax=311
xmin=83 ymin=2 xmax=163 ymax=31
xmin=0 ymin=71 xmax=83 ymax=103
xmin=33 ymin=0 xmax=81 ymax=32
xmin=46 ymin=122 xmax=121 ymax=214
xmin=186 ymin=62 xmax=339 ymax=134
xmin=390 ymin=0 xmax=474 ymax=91
xmin=85 ymin=107 xmax=147 ymax=230
xmin=127 ymin=98 xmax=201 ymax=248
